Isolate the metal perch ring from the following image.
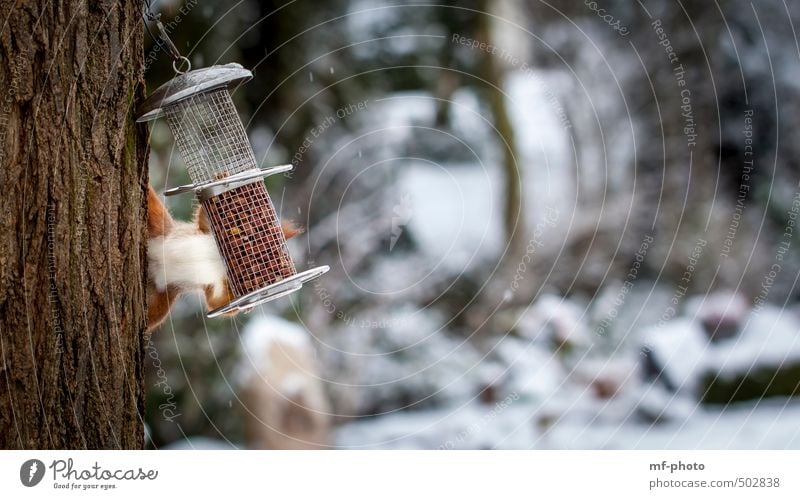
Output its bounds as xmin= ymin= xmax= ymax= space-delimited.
xmin=172 ymin=56 xmax=192 ymax=75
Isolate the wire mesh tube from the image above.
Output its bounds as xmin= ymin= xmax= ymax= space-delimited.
xmin=202 ymin=180 xmax=297 ymax=296
xmin=165 ymin=88 xmax=257 ymax=184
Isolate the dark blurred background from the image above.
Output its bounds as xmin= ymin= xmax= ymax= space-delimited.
xmin=143 ymin=0 xmax=800 ymax=449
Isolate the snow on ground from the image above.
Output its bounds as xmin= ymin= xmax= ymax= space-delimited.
xmin=319 ymin=308 xmax=501 ymax=417
xmin=331 ymin=299 xmax=800 ymax=449
xmin=334 ymin=394 xmax=800 ymax=450
xmin=642 ymin=304 xmax=800 ymax=395
xmin=544 ymin=398 xmax=800 ymax=450
xmin=706 ymin=305 xmax=800 ymax=379
xmin=516 ymin=293 xmax=594 ymax=349
xmin=334 ymin=398 xmax=539 ymax=450
xmin=642 ymin=318 xmax=709 ymax=396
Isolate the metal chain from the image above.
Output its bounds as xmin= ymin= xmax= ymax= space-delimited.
xmin=142 ymin=0 xmax=191 ymax=74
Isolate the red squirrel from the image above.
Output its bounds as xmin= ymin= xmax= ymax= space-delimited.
xmin=146 ymin=186 xmax=301 ymax=331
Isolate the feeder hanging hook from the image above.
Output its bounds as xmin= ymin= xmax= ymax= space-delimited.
xmin=142 ymin=0 xmax=191 ymax=74
xmin=154 ymin=19 xmax=191 ymax=74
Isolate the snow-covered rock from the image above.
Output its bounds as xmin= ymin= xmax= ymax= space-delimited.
xmin=685 ymin=291 xmax=750 ymax=341
xmin=641 ymin=318 xmax=708 ymax=396
xmin=516 ymin=294 xmax=594 ymax=352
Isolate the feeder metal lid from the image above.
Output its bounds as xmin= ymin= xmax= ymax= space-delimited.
xmin=136 ymin=63 xmax=253 ymax=122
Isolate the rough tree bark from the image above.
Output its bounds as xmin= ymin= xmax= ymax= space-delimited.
xmin=0 ymin=0 xmax=148 ymax=448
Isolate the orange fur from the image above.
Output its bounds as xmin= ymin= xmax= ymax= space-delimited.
xmin=146 ymin=186 xmax=301 ymax=331
xmin=280 ymin=220 xmax=303 ymax=239
xmin=196 ymin=204 xmax=212 ymax=234
xmin=147 ymin=285 xmax=180 ymax=330
xmin=147 ymin=185 xmax=173 ymax=237
xmin=203 ymin=281 xmax=238 ymax=316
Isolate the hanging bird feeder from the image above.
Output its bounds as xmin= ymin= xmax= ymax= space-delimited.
xmin=137 ymin=63 xmax=328 ymax=317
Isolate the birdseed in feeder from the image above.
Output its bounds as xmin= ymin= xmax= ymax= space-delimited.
xmin=202 ymin=180 xmax=297 ymax=296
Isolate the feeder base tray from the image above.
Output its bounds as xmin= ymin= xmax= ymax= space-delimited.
xmin=207 ymin=265 xmax=330 ymax=318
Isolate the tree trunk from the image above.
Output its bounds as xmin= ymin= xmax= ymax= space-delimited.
xmin=476 ymin=4 xmax=525 ymax=254
xmin=464 ymin=1 xmax=527 ymax=333
xmin=0 ymin=0 xmax=148 ymax=448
